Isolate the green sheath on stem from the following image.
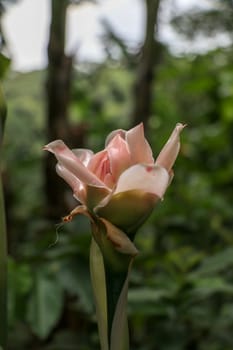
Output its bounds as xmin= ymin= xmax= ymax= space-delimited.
xmin=104 ymin=261 xmax=131 ymax=350
xmin=90 ymin=220 xmax=135 ymax=350
xmin=104 ymin=263 xmax=128 ymax=346
xmin=90 ymin=239 xmax=109 ymax=350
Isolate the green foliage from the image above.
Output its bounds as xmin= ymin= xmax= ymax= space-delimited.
xmin=26 ymin=267 xmax=64 ymax=339
xmin=0 ymin=78 xmax=8 ymax=350
xmin=3 ymin=35 xmax=233 ymax=350
xmin=0 ymin=53 xmax=10 ymax=80
xmin=3 ymin=71 xmax=45 ymax=222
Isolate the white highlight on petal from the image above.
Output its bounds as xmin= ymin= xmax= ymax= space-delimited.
xmin=72 ymin=148 xmax=94 ymax=166
xmin=114 ymin=164 xmax=170 ymax=199
xmin=56 ymin=163 xmax=86 ymax=203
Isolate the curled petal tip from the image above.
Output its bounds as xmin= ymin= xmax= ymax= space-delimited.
xmin=43 ymin=140 xmax=66 ymax=153
xmin=43 ymin=144 xmax=51 ymax=151
xmin=176 ymin=123 xmax=187 ymax=131
xmin=155 ymin=123 xmax=186 ymax=172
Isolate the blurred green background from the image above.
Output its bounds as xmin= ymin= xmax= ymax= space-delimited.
xmin=1 ymin=0 xmax=233 ymax=349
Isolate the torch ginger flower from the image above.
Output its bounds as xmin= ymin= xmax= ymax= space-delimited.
xmin=43 ymin=123 xmax=185 ymax=255
xmin=44 ymin=123 xmax=185 ymax=350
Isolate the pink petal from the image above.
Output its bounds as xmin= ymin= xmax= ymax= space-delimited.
xmin=103 ymin=173 xmax=115 ymax=188
xmin=126 ymin=123 xmax=154 ymax=164
xmin=155 ymin=123 xmax=186 ymax=172
xmin=105 ymin=129 xmax=126 ymax=147
xmin=72 ymin=148 xmax=94 ymax=166
xmin=114 ymin=164 xmax=170 ymax=199
xmin=56 ymin=163 xmax=86 ymax=203
xmin=87 ymin=149 xmax=113 ymax=186
xmin=43 ymin=140 xmax=108 ymax=189
xmin=56 ymin=164 xmax=111 ymax=209
xmin=107 ymin=134 xmax=131 ymax=181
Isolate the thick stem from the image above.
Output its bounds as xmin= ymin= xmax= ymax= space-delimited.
xmin=105 ymin=260 xmax=132 ymax=350
xmin=90 ymin=239 xmax=109 ymax=350
xmin=90 ymin=220 xmax=134 ymax=350
xmin=104 ymin=263 xmax=128 ymax=345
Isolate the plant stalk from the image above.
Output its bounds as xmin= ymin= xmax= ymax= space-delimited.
xmin=90 ymin=219 xmax=134 ymax=350
xmin=104 ymin=261 xmax=131 ymax=350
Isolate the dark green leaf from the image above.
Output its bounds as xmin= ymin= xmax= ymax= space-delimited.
xmin=26 ymin=268 xmax=64 ymax=339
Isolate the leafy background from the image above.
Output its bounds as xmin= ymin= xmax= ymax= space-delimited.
xmin=1 ymin=0 xmax=233 ymax=349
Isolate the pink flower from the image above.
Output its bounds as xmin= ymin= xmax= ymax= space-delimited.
xmin=44 ymin=123 xmax=185 ymax=252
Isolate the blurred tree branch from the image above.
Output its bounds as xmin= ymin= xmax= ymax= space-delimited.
xmin=171 ymin=0 xmax=233 ymax=41
xmin=131 ymin=0 xmax=163 ymax=129
xmin=44 ymin=0 xmax=73 ymax=220
xmin=102 ymin=19 xmax=137 ymax=66
xmin=44 ymin=0 xmax=95 ymax=220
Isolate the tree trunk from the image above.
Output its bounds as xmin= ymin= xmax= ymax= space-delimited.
xmin=131 ymin=0 xmax=162 ymax=129
xmin=44 ymin=0 xmax=73 ymax=220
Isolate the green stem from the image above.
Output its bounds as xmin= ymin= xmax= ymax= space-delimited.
xmin=90 ymin=219 xmax=135 ymax=350
xmin=104 ymin=263 xmax=128 ymax=344
xmin=104 ymin=259 xmax=133 ymax=350
xmin=110 ymin=266 xmax=131 ymax=350
xmin=90 ymin=239 xmax=109 ymax=350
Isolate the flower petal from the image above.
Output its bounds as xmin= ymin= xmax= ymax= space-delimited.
xmin=126 ymin=123 xmax=154 ymax=164
xmin=114 ymin=164 xmax=170 ymax=199
xmin=72 ymin=148 xmax=94 ymax=166
xmin=107 ymin=134 xmax=131 ymax=181
xmin=155 ymin=123 xmax=186 ymax=172
xmin=56 ymin=163 xmax=86 ymax=203
xmin=43 ymin=140 xmax=109 ymax=189
xmin=105 ymin=129 xmax=126 ymax=147
xmin=87 ymin=149 xmax=114 ymax=187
